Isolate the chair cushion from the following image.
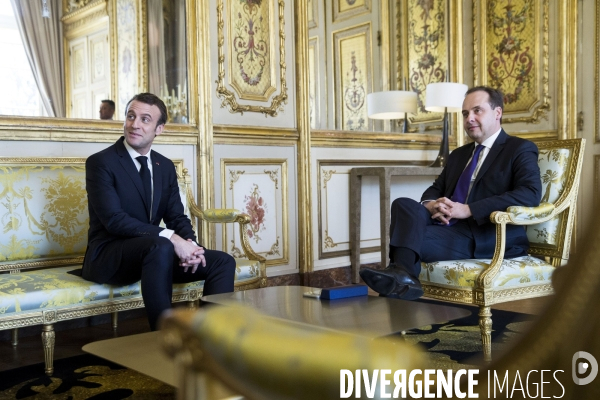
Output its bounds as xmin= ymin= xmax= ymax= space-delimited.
xmin=0 ymin=258 xmax=261 ymax=316
xmin=420 ymin=256 xmax=555 ymax=289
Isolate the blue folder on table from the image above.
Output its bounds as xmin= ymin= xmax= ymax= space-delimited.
xmin=319 ymin=284 xmax=368 ymax=300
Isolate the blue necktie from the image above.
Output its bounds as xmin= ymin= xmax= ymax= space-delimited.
xmin=136 ymin=156 xmax=152 ymax=217
xmin=452 ymin=144 xmax=484 ymax=205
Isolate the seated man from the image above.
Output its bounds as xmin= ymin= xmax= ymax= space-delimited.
xmin=99 ymin=99 xmax=115 ymax=120
xmin=360 ymin=86 xmax=542 ymax=300
xmin=83 ymin=93 xmax=235 ymax=330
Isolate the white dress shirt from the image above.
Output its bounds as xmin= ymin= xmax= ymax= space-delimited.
xmin=123 ymin=139 xmax=174 ymax=239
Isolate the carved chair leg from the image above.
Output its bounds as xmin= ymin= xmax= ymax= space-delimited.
xmin=11 ymin=328 xmax=18 ymax=346
xmin=41 ymin=324 xmax=56 ymax=376
xmin=112 ymin=312 xmax=118 ymax=330
xmin=187 ymin=300 xmax=197 ymax=309
xmin=479 ymin=306 xmax=493 ymax=362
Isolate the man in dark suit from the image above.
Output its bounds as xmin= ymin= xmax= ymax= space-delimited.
xmin=360 ymin=86 xmax=542 ymax=300
xmin=83 ymin=93 xmax=235 ymax=330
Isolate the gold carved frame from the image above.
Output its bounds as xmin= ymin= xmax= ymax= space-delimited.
xmin=220 ymin=158 xmax=289 ymax=267
xmin=473 ymin=0 xmax=550 ymax=124
xmin=396 ymin=0 xmax=464 ymax=136
xmin=215 ymin=0 xmax=288 ymax=117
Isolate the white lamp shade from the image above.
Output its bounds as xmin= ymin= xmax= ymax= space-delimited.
xmin=367 ymin=91 xmax=418 ymax=119
xmin=425 ymin=82 xmax=468 ymax=113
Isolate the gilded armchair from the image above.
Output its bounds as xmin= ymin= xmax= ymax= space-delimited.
xmin=419 ymin=138 xmax=585 ymax=361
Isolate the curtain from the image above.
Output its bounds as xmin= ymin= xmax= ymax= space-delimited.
xmin=10 ymin=0 xmax=65 ymax=118
xmin=148 ymin=0 xmax=167 ymax=98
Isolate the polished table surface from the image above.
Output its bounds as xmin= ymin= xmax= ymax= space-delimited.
xmin=83 ymin=286 xmax=471 ymax=386
xmin=201 ymin=286 xmax=471 ymax=338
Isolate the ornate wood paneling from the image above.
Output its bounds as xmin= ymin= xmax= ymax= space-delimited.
xmin=473 ymin=0 xmax=550 ymax=124
xmin=216 ymin=0 xmax=288 ymax=117
xmin=221 ymin=159 xmax=289 ymax=266
xmin=333 ymin=23 xmax=372 ymax=131
xmin=333 ymin=0 xmax=372 ymax=23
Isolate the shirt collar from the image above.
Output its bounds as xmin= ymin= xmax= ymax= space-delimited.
xmin=479 ymin=128 xmax=502 ymax=150
xmin=123 ymin=138 xmax=152 ymax=161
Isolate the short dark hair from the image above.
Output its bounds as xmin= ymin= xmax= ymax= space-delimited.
xmin=101 ymin=99 xmax=115 ymax=110
xmin=125 ymin=93 xmax=168 ymax=127
xmin=465 ymin=86 xmax=504 ymax=111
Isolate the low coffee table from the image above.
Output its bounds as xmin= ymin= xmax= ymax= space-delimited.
xmin=201 ymin=286 xmax=470 ymax=338
xmin=83 ymin=286 xmax=470 ymax=386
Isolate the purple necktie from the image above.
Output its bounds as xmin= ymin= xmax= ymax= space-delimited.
xmin=442 ymin=145 xmax=484 ymax=226
xmin=452 ymin=144 xmax=484 ymax=205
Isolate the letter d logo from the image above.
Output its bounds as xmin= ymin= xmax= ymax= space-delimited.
xmin=572 ymin=351 xmax=598 ymax=385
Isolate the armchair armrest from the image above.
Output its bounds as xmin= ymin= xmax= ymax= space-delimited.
xmin=183 ymin=178 xmax=267 ymax=284
xmin=201 ymin=208 xmax=250 ymax=224
xmin=477 ymin=202 xmax=555 ymax=289
xmin=498 ymin=202 xmax=556 ymax=225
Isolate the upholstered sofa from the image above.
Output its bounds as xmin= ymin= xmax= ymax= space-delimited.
xmin=0 ymin=157 xmax=266 ymax=375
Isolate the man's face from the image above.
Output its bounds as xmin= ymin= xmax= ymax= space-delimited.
xmin=461 ymin=90 xmax=502 ymax=144
xmin=99 ymin=103 xmax=114 ymax=120
xmin=123 ymin=100 xmax=164 ymax=155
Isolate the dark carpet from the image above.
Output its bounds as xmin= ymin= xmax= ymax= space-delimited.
xmin=0 ymin=303 xmax=534 ymax=399
xmin=403 ymin=299 xmax=536 ymax=369
xmin=0 ymin=354 xmax=174 ymax=399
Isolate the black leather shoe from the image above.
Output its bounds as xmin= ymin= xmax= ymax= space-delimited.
xmin=360 ymin=265 xmax=423 ymax=300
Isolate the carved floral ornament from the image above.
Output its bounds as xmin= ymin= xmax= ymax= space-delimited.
xmin=216 ymin=0 xmax=288 ymax=117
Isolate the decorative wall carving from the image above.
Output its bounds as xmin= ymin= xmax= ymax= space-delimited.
xmin=396 ymin=0 xmax=455 ymax=129
xmin=473 ymin=0 xmax=550 ymax=124
xmin=221 ymin=159 xmax=288 ymax=266
xmin=334 ymin=23 xmax=372 ymax=131
xmin=333 ymin=0 xmax=372 ymax=23
xmin=216 ymin=0 xmax=288 ymax=117
xmin=116 ymin=0 xmax=140 ymax=114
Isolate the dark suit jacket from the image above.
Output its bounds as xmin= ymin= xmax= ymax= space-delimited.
xmin=421 ymin=130 xmax=542 ymax=258
xmin=82 ymin=137 xmax=196 ymax=283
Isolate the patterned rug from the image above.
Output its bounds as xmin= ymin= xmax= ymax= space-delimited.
xmin=403 ymin=300 xmax=536 ymax=369
xmin=0 ymin=354 xmax=174 ymax=399
xmin=0 ymin=304 xmax=534 ymax=399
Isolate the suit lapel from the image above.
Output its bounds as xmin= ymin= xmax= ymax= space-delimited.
xmin=150 ymin=150 xmax=162 ymax=221
xmin=116 ymin=138 xmax=147 ymax=208
xmin=473 ymin=129 xmax=507 ymax=188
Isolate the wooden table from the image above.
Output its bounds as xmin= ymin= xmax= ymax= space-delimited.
xmin=349 ymin=166 xmax=443 ymax=283
xmin=83 ymin=286 xmax=469 ymax=386
xmin=201 ymin=286 xmax=470 ymax=338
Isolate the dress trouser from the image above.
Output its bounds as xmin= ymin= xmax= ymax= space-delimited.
xmin=389 ymin=198 xmax=479 ymax=278
xmin=106 ymin=236 xmax=236 ymax=330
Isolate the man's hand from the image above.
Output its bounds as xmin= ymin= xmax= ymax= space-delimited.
xmin=170 ymin=234 xmax=206 ymax=273
xmin=425 ymin=197 xmax=472 ymax=225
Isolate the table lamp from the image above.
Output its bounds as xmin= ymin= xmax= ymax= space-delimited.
xmin=367 ymin=90 xmax=418 ymax=133
xmin=425 ymin=82 xmax=468 ymax=167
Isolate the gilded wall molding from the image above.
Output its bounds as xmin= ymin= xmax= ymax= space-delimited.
xmin=311 ymin=129 xmax=440 ymax=149
xmin=596 ymin=0 xmax=600 ymax=143
xmin=220 ymin=158 xmax=289 ymax=267
xmin=215 ymin=0 xmax=288 ymax=117
xmin=316 ymin=159 xmax=431 ymax=260
xmin=62 ymin=6 xmax=108 ymax=37
xmin=307 ymin=0 xmax=317 ymax=29
xmin=63 ymin=0 xmax=103 ymax=16
xmin=473 ymin=0 xmax=551 ymax=124
xmin=332 ymin=0 xmax=372 ymax=23
xmin=333 ymin=22 xmax=373 ymax=131
xmin=595 ymin=155 xmax=600 ymax=207
xmin=395 ymin=0 xmax=463 ymax=138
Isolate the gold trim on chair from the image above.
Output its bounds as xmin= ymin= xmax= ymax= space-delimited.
xmin=420 ymin=138 xmax=586 ymax=362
